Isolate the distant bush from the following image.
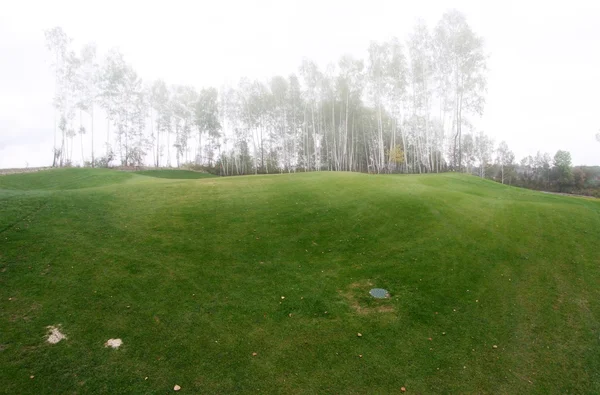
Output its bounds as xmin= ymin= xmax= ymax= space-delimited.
xmin=180 ymin=162 xmax=218 ymax=175
xmin=92 ymin=150 xmax=116 ymax=168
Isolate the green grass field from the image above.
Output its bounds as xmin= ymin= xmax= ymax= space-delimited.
xmin=135 ymin=169 xmax=217 ymax=179
xmin=1 ymin=169 xmax=599 ymax=393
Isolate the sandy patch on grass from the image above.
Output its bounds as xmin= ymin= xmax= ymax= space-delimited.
xmin=104 ymin=338 xmax=123 ymax=349
xmin=46 ymin=326 xmax=67 ymax=344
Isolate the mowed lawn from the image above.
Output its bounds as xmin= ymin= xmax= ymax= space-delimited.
xmin=1 ymin=169 xmax=599 ymax=394
xmin=135 ymin=169 xmax=217 ymax=179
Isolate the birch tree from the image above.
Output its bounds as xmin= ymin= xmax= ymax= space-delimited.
xmin=98 ymin=50 xmax=146 ymax=166
xmin=44 ymin=27 xmax=71 ymax=167
xmin=408 ymin=21 xmax=434 ymax=172
xmin=170 ymin=85 xmax=197 ymax=167
xmin=286 ymin=74 xmax=304 ymax=171
xmin=337 ymin=55 xmax=364 ymax=171
xmin=195 ymin=87 xmax=221 ymax=165
xmin=495 ymin=141 xmax=514 ymax=184
xmin=434 ymin=10 xmax=487 ymax=171
xmin=149 ymin=80 xmax=171 ymax=167
xmin=385 ymin=38 xmax=408 ymax=173
xmin=97 ymin=49 xmax=127 ymax=164
xmin=474 ymin=131 xmax=493 ymax=178
xmin=63 ymin=51 xmax=81 ymax=165
xmin=270 ymin=76 xmax=290 ymax=171
xmin=115 ymin=65 xmax=145 ymax=166
xmin=367 ymin=42 xmax=388 ymax=173
xmin=44 ymin=27 xmax=79 ymax=166
xmin=299 ymin=59 xmax=322 ymax=172
xmin=78 ymin=43 xmax=98 ymax=166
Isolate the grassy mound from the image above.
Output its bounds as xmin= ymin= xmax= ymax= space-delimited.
xmin=135 ymin=169 xmax=216 ymax=179
xmin=1 ymin=171 xmax=599 ymax=393
xmin=0 ymin=168 xmax=134 ymax=191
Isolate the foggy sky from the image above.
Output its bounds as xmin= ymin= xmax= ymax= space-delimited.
xmin=1 ymin=0 xmax=599 ymax=168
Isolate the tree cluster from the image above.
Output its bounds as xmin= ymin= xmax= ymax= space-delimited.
xmin=45 ymin=10 xmax=489 ymax=174
xmin=461 ymin=135 xmax=600 ymax=197
xmin=44 ymin=14 xmax=599 ymax=197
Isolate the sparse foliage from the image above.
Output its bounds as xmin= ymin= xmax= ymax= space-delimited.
xmin=553 ymin=150 xmax=573 ymax=191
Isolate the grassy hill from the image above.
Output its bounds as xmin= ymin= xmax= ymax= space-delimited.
xmin=135 ymin=169 xmax=217 ymax=179
xmin=0 ymin=168 xmax=135 ymax=190
xmin=1 ymin=169 xmax=599 ymax=393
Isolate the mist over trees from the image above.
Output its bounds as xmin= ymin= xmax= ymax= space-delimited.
xmin=43 ymin=10 xmax=600 ymax=196
xmin=44 ymin=10 xmax=491 ymax=174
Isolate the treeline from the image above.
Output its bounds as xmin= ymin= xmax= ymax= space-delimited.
xmin=460 ymin=137 xmax=600 ymax=197
xmin=44 ymin=12 xmax=599 ymax=197
xmin=44 ymin=9 xmax=488 ymax=174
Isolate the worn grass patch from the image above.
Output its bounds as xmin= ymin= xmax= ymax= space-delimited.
xmin=340 ymin=280 xmax=396 ymax=315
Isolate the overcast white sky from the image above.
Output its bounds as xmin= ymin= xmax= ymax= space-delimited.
xmin=1 ymin=0 xmax=599 ymax=168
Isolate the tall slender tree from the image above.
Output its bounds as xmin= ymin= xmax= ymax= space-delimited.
xmin=149 ymin=80 xmax=171 ymax=167
xmin=195 ymin=87 xmax=221 ymax=166
xmin=77 ymin=43 xmax=98 ymax=166
xmin=44 ymin=27 xmax=71 ymax=167
xmin=495 ymin=141 xmax=515 ymax=184
xmin=97 ymin=48 xmax=127 ymax=165
xmin=408 ymin=21 xmax=434 ymax=172
xmin=434 ymin=10 xmax=487 ymax=171
xmin=553 ymin=150 xmax=573 ymax=192
xmin=474 ymin=131 xmax=493 ymax=178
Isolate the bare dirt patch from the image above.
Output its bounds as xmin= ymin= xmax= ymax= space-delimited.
xmin=104 ymin=338 xmax=123 ymax=349
xmin=340 ymin=280 xmax=396 ymax=315
xmin=46 ymin=325 xmax=67 ymax=344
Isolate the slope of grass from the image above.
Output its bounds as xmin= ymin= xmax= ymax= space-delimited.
xmin=135 ymin=169 xmax=216 ymax=179
xmin=1 ymin=170 xmax=599 ymax=393
xmin=0 ymin=168 xmax=134 ymax=191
